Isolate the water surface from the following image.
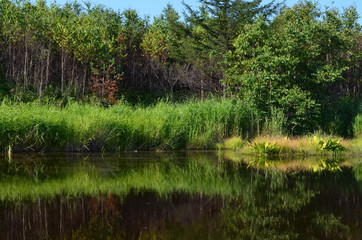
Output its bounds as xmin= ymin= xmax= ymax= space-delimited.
xmin=1 ymin=151 xmax=362 ymax=239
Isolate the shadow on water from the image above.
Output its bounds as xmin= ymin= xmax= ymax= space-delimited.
xmin=1 ymin=151 xmax=362 ymax=239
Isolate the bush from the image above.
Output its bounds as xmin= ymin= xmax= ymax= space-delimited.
xmin=312 ymin=136 xmax=345 ymax=155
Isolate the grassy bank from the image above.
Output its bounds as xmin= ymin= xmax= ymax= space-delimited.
xmin=0 ymin=98 xmax=258 ymax=152
xmin=2 ymin=97 xmax=362 ymax=154
xmin=219 ymin=135 xmax=350 ymax=156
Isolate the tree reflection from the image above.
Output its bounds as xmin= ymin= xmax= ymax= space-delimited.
xmin=0 ymin=153 xmax=362 ymax=239
xmin=221 ymin=169 xmax=353 ymax=240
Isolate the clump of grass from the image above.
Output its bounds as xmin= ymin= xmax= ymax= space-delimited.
xmin=245 ymin=134 xmax=349 ymax=156
xmin=246 ymin=136 xmax=294 ymax=155
xmin=304 ymin=131 xmax=349 ymax=154
xmin=353 ymin=114 xmax=362 ymax=137
xmin=220 ymin=136 xmax=245 ymax=150
xmin=349 ymin=138 xmax=362 ymax=154
xmin=262 ymin=107 xmax=287 ymax=137
xmin=250 ymin=142 xmax=282 ymax=156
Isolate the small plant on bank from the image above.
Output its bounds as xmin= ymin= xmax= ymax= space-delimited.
xmin=250 ymin=142 xmax=282 ymax=156
xmin=313 ymin=136 xmax=345 ymax=155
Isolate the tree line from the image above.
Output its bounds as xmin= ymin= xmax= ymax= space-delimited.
xmin=0 ymin=0 xmax=362 ymax=135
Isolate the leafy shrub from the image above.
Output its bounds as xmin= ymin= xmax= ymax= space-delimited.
xmin=250 ymin=142 xmax=282 ymax=156
xmin=312 ymin=136 xmax=345 ymax=154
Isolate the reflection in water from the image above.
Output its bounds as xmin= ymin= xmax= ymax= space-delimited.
xmin=1 ymin=193 xmax=225 ymax=240
xmin=0 ymin=152 xmax=362 ymax=239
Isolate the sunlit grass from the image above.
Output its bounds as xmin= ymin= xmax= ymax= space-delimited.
xmin=0 ymin=98 xmax=256 ymax=152
xmin=2 ymin=98 xmax=362 ymax=154
xmin=223 ymin=134 xmax=351 ymax=156
xmin=219 ymin=136 xmax=245 ymax=150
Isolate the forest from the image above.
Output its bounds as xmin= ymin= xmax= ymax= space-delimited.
xmin=3 ymin=1 xmax=362 ymax=238
xmin=1 ymin=0 xmax=362 ymax=152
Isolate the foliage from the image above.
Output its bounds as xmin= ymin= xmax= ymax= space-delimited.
xmin=353 ymin=115 xmax=362 ymax=137
xmin=141 ymin=5 xmax=185 ymax=63
xmin=0 ymin=0 xmax=125 ymax=102
xmin=250 ymin=142 xmax=282 ymax=155
xmin=183 ymin=0 xmax=280 ymax=61
xmin=312 ymin=136 xmax=345 ymax=154
xmin=226 ymin=1 xmax=362 ymax=134
xmin=0 ymin=0 xmax=361 ymax=136
xmin=320 ymin=96 xmax=360 ymax=137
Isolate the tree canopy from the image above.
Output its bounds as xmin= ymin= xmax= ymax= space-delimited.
xmin=0 ymin=0 xmax=362 ymax=135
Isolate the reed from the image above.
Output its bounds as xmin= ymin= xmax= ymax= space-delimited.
xmin=0 ymin=98 xmax=258 ymax=152
xmin=3 ymin=98 xmax=359 ymax=153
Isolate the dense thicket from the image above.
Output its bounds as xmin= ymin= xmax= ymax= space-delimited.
xmin=0 ymin=0 xmax=280 ymax=99
xmin=227 ymin=2 xmax=362 ymax=134
xmin=0 ymin=0 xmax=362 ymax=136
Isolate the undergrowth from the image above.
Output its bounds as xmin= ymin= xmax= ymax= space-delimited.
xmin=0 ymin=98 xmax=259 ymax=152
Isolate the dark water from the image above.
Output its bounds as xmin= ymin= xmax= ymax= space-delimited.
xmin=1 ymin=152 xmax=362 ymax=240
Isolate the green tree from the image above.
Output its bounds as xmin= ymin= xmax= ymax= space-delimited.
xmin=226 ymin=1 xmax=361 ymax=134
xmin=119 ymin=9 xmax=148 ymax=89
xmin=184 ymin=0 xmax=280 ymax=57
xmin=141 ymin=4 xmax=186 ymax=63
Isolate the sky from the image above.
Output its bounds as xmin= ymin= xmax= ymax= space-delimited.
xmin=46 ymin=0 xmax=362 ymax=21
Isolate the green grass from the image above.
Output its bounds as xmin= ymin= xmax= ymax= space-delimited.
xmin=250 ymin=142 xmax=283 ymax=156
xmin=246 ymin=132 xmax=353 ymax=157
xmin=219 ymin=136 xmax=245 ymax=150
xmin=3 ymin=97 xmax=362 ymax=153
xmin=0 ymin=98 xmax=258 ymax=152
xmin=353 ymin=114 xmax=362 ymax=137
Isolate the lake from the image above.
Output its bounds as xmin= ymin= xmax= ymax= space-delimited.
xmin=1 ymin=151 xmax=362 ymax=239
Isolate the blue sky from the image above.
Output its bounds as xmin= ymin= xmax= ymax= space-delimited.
xmin=47 ymin=0 xmax=361 ymax=21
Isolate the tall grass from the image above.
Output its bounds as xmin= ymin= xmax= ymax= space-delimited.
xmin=0 ymin=98 xmax=259 ymax=152
xmin=353 ymin=114 xmax=362 ymax=137
xmin=262 ymin=107 xmax=287 ymax=137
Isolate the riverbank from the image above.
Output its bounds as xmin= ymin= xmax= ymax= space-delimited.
xmin=2 ymin=98 xmax=362 ymax=154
